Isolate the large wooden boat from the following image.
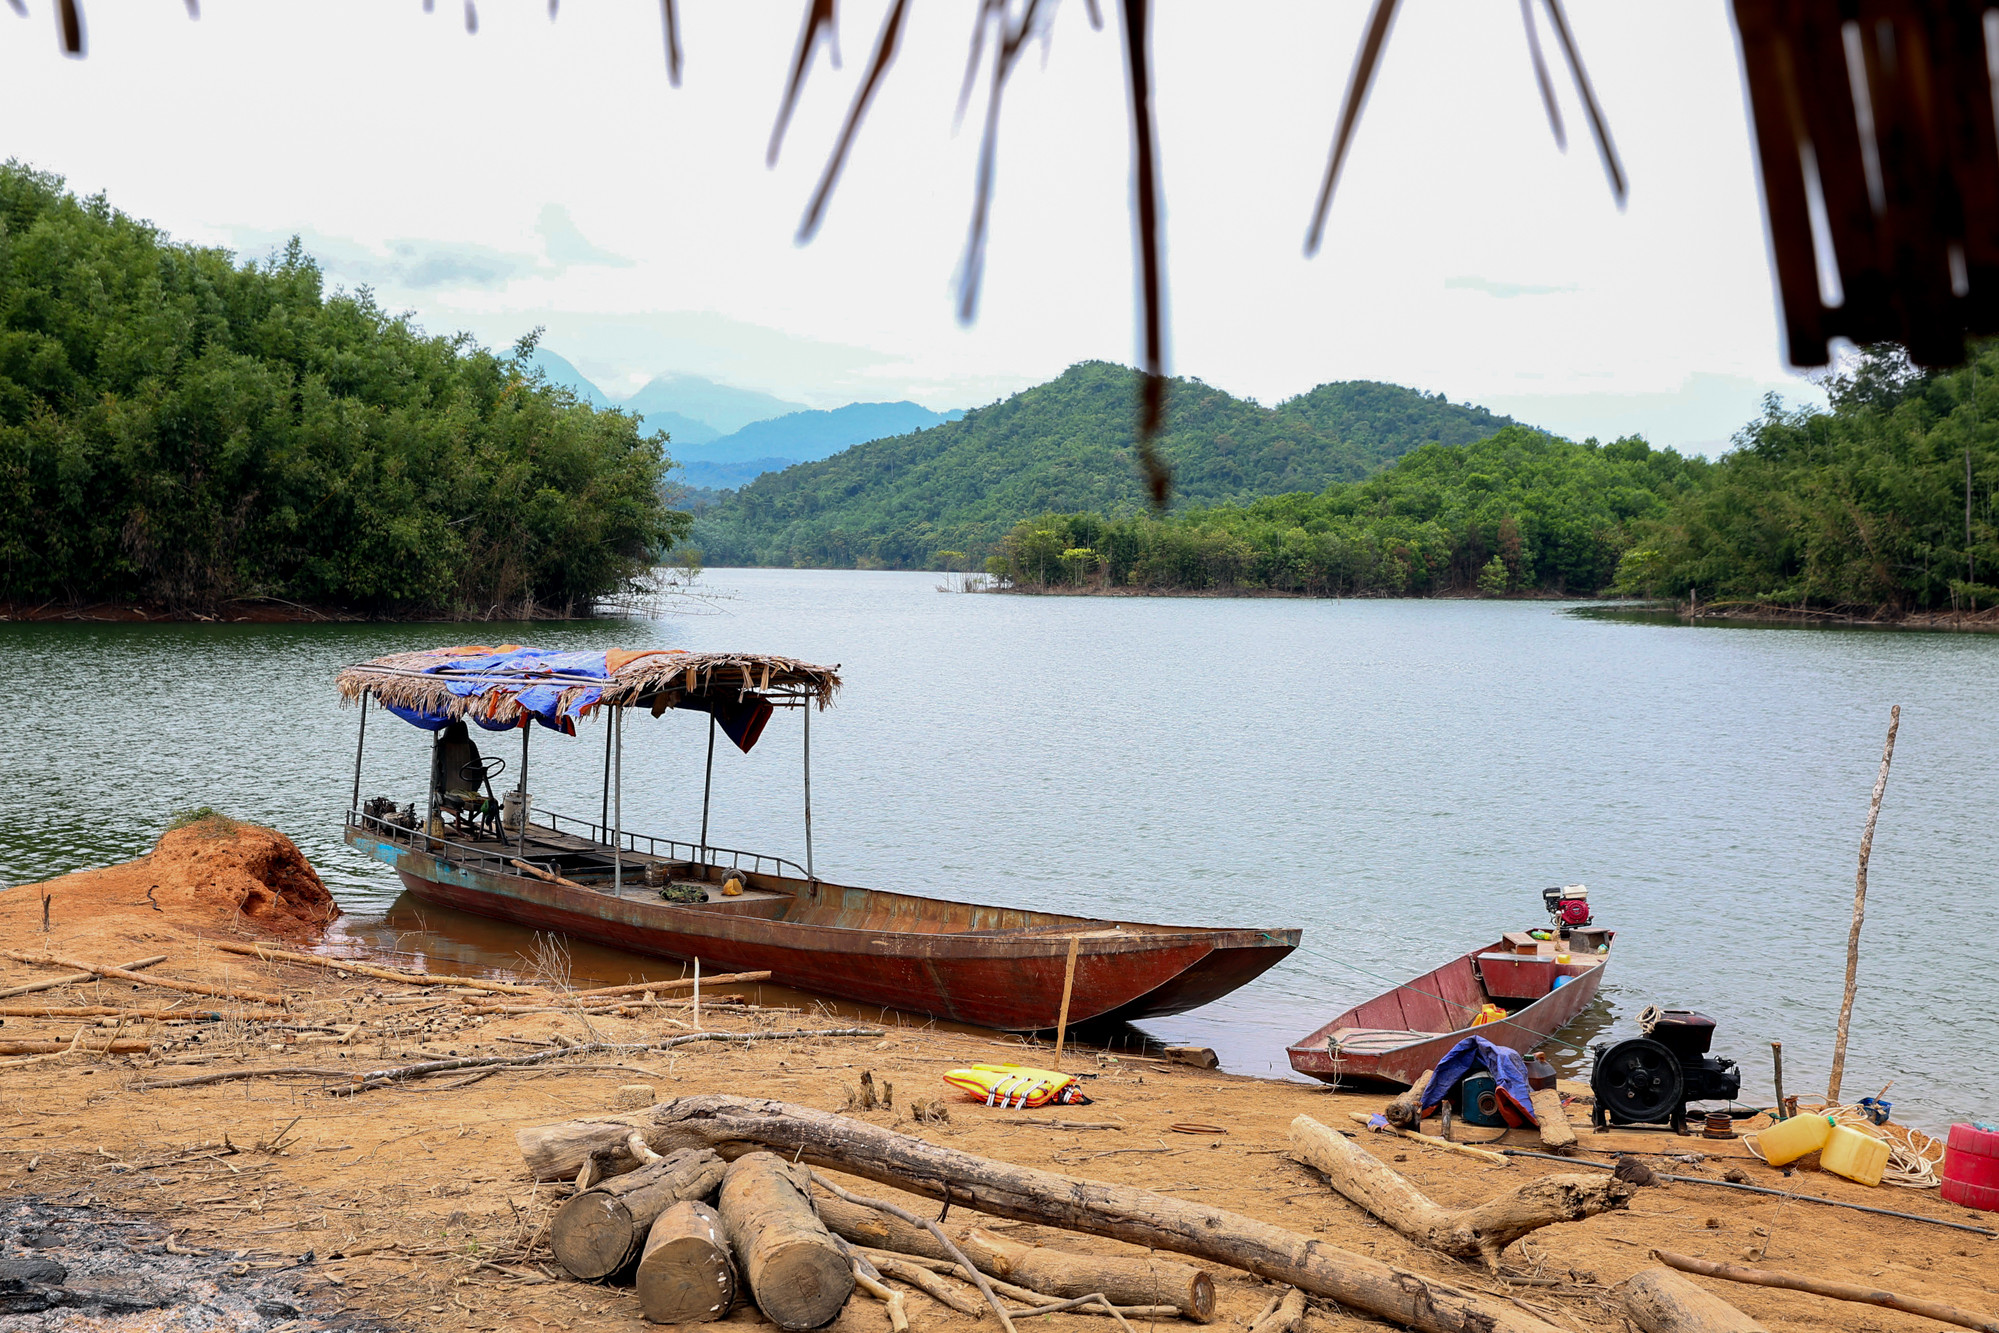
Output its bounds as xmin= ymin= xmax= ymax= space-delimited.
xmin=337 ymin=645 xmax=1299 ymax=1031
xmin=1286 ymin=929 xmax=1612 ymax=1087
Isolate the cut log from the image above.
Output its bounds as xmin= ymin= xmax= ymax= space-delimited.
xmin=1529 ymin=1089 xmax=1576 ymax=1154
xmin=1164 ymin=1045 xmax=1218 ymax=1069
xmin=1384 ymin=1070 xmax=1433 ymax=1129
xmin=1651 ymin=1249 xmax=1999 ymax=1333
xmin=1248 ymin=1288 xmax=1309 ymax=1333
xmin=625 ymin=1094 xmax=1569 ymax=1333
xmin=1618 ymin=1266 xmax=1769 ymax=1333
xmin=814 ymin=1192 xmax=1214 ymax=1321
xmin=516 ymin=1113 xmax=657 ymax=1181
xmin=1289 ymin=1114 xmax=1630 ymax=1270
xmin=550 ymin=1147 xmax=727 ymax=1280
xmin=960 ymin=1225 xmax=1215 ymax=1322
xmin=637 ymin=1199 xmax=737 ymax=1324
xmin=719 ymin=1152 xmax=854 ymax=1331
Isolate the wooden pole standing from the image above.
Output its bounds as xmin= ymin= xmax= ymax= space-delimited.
xmin=1053 ymin=935 xmax=1080 ymax=1063
xmin=1828 ymin=704 xmax=1899 ymax=1104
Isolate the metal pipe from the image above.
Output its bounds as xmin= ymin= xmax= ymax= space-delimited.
xmin=700 ymin=713 xmax=716 ymax=860
xmin=802 ymin=699 xmax=814 ymax=879
xmin=350 ymin=691 xmax=369 ymax=813
xmin=612 ymin=705 xmax=624 ymax=897
xmin=1496 ymin=1150 xmax=1996 ymax=1236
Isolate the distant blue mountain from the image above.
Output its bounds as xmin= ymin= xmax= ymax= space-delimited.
xmin=528 ymin=349 xmax=614 ymax=410
xmin=679 ymin=401 xmax=964 ymax=465
xmin=624 ymin=374 xmax=807 ymax=437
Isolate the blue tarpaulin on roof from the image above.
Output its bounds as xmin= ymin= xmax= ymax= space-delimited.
xmin=385 ymin=647 xmax=614 ymax=735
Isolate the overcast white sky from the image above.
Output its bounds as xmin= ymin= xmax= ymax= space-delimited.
xmin=2 ymin=1 xmax=1828 ymax=452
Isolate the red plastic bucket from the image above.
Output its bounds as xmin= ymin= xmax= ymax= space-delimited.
xmin=1940 ymin=1123 xmax=1999 ymax=1213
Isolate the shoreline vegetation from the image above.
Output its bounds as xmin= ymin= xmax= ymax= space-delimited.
xmin=1 ymin=163 xmax=686 ymax=620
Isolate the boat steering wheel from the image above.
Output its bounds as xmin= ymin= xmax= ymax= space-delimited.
xmin=462 ymin=755 xmax=507 ymax=783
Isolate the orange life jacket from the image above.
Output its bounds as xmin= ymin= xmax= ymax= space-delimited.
xmin=941 ymin=1063 xmax=1092 ymax=1109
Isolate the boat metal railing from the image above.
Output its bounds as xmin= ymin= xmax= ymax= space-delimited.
xmin=344 ymin=807 xmax=810 ymax=885
xmin=531 ymin=807 xmax=811 ymax=882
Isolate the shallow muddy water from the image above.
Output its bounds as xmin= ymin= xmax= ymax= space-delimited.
xmin=4 ymin=572 xmax=1995 ymax=1129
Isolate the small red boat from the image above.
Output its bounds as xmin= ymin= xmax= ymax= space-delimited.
xmin=1287 ymin=909 xmax=1613 ymax=1087
xmin=336 ymin=644 xmax=1299 ymax=1031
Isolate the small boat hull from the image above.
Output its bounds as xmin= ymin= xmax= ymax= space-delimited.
xmin=1286 ymin=936 xmax=1611 ymax=1086
xmin=349 ymin=823 xmax=1298 ymax=1032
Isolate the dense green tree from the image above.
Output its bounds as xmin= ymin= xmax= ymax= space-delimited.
xmin=1614 ymin=345 xmax=1999 ymax=612
xmin=987 ymin=427 xmax=1707 ymax=596
xmin=0 ymin=162 xmax=686 ymax=615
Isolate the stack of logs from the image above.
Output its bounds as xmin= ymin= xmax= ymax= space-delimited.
xmin=516 ymin=1092 xmax=1790 ymax=1333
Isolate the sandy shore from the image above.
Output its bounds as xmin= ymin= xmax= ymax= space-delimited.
xmin=2 ymin=821 xmax=1992 ymax=1332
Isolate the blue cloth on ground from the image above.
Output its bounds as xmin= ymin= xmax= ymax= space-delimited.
xmin=1419 ymin=1035 xmax=1539 ymax=1128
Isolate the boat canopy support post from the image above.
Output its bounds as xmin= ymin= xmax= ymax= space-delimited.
xmin=802 ymin=697 xmax=814 ymax=880
xmin=601 ymin=711 xmax=613 ymax=836
xmin=518 ymin=721 xmax=531 ymax=858
xmin=700 ymin=713 xmax=716 ymax=862
xmin=350 ymin=690 xmax=369 ymax=813
xmin=612 ymin=705 xmax=624 ymax=897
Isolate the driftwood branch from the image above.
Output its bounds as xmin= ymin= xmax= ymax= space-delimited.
xmin=1829 ymin=703 xmax=1899 ymax=1104
xmin=815 ymin=1191 xmax=1214 ymax=1321
xmin=1248 ymin=1288 xmax=1309 ymax=1333
xmin=626 ymin=1094 xmax=1568 ymax=1333
xmin=0 ymin=954 xmax=166 ymax=1000
xmin=213 ymin=941 xmax=539 ymax=994
xmin=1619 ymin=1266 xmax=1768 ymax=1333
xmin=1289 ymin=1115 xmax=1632 ymax=1270
xmin=1652 ymin=1249 xmax=1999 ymax=1333
xmin=1 ymin=950 xmax=286 ymax=1007
xmin=1384 ymin=1070 xmax=1432 ymax=1129
xmin=810 ymin=1170 xmax=1018 ymax=1333
xmin=344 ymin=1027 xmax=882 ymax=1094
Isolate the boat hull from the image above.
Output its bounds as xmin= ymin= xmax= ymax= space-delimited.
xmin=351 ymin=826 xmax=1297 ymax=1032
xmin=1286 ymin=940 xmax=1610 ymax=1086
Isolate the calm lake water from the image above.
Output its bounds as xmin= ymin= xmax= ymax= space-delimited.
xmin=4 ymin=571 xmax=1995 ymax=1131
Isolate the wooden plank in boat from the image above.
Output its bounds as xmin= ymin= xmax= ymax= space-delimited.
xmin=1330 ymin=1027 xmax=1440 ymax=1054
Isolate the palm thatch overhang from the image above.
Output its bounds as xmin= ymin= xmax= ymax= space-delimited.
xmin=335 ymin=646 xmax=841 ymax=732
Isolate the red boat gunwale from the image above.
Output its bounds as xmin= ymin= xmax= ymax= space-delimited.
xmin=1286 ymin=933 xmax=1613 ymax=1087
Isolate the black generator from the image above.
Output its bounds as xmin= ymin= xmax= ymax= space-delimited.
xmin=1590 ymin=1008 xmax=1741 ymax=1134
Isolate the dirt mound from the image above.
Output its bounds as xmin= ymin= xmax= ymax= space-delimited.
xmin=3 ymin=816 xmax=338 ymax=950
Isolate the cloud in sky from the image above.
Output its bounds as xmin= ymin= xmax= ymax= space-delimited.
xmin=1444 ymin=276 xmax=1580 ymax=299
xmin=0 ymin=1 xmax=1831 ymax=446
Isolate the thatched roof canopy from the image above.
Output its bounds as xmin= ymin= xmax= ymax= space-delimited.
xmin=335 ymin=644 xmax=841 ymax=737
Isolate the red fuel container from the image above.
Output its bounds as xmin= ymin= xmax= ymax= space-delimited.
xmin=1940 ymin=1123 xmax=1999 ymax=1213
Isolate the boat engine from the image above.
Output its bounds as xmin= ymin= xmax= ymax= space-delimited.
xmin=1543 ymin=884 xmax=1592 ymax=930
xmin=1590 ymin=1008 xmax=1741 ymax=1134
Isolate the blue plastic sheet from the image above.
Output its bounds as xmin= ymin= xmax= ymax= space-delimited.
xmin=1419 ymin=1035 xmax=1539 ymax=1127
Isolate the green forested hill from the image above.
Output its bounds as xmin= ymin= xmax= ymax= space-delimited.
xmin=689 ymin=362 xmax=1514 ymax=568
xmin=0 ymin=162 xmax=683 ymax=615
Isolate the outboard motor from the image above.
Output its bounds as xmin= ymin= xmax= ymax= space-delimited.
xmin=1591 ymin=1007 xmax=1741 ymax=1134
